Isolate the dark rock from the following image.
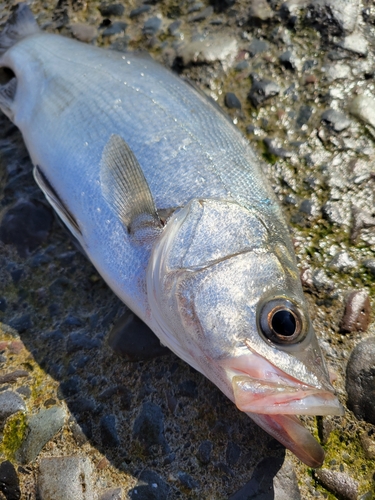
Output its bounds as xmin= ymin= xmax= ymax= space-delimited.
xmin=329 ymin=252 xmax=357 ymax=273
xmin=0 ymin=461 xmax=21 ymax=500
xmin=190 ymin=6 xmax=214 ymax=22
xmin=0 ymin=391 xmax=26 ymax=426
xmin=108 ymin=310 xmax=169 ymax=360
xmin=143 ymin=17 xmax=162 ymax=36
xmin=178 ymin=380 xmax=198 ymax=398
xmin=70 ymin=398 xmax=97 ymax=415
xmin=0 ymin=297 xmax=7 ymax=312
xmin=102 ymin=21 xmax=127 ymax=36
xmin=363 ymin=259 xmax=375 ymax=276
xmin=98 ymin=385 xmax=132 ymax=410
xmin=279 ymin=50 xmax=299 ymax=70
xmin=346 ymin=337 xmax=375 ymax=425
xmin=129 ymin=470 xmax=170 ymax=500
xmin=100 ymin=414 xmax=120 ymax=447
xmin=321 ymin=108 xmax=351 ymax=132
xmin=296 ymin=105 xmax=313 ymax=128
xmin=340 ymin=290 xmax=371 ymax=333
xmin=6 ymin=314 xmax=31 ymax=334
xmin=210 ymin=0 xmax=236 ymax=13
xmin=224 ymin=92 xmax=241 ymax=109
xmin=0 ymin=200 xmax=54 ymax=257
xmin=229 ymin=457 xmax=300 ymax=500
xmin=178 ymin=471 xmax=199 ymax=490
xmin=197 ymin=440 xmax=213 ymax=464
xmin=306 ymin=0 xmax=360 ymax=36
xmin=130 ymin=5 xmax=151 ymax=18
xmin=248 ymin=76 xmax=280 ymax=107
xmin=248 ymin=38 xmax=268 ymax=56
xmin=314 ymin=469 xmax=358 ymax=500
xmin=302 ymin=59 xmax=317 ymax=72
xmin=133 ymin=402 xmax=167 ymax=452
xmin=168 ymin=20 xmax=181 ymax=35
xmin=60 ymin=376 xmax=81 ymax=397
xmin=0 ymin=370 xmax=28 ymax=385
xmin=67 ymin=332 xmax=101 ymax=353
xmin=99 ymin=3 xmax=125 ymax=17
xmin=99 ymin=488 xmax=122 ymax=500
xmin=226 ymin=441 xmax=241 ymax=466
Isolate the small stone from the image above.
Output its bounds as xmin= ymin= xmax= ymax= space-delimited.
xmin=99 ymin=488 xmax=122 ymax=500
xmin=102 ymin=21 xmax=127 ymax=37
xmin=0 ymin=391 xmax=25 ymax=426
xmin=249 ymin=0 xmax=273 ymax=20
xmin=325 ymin=63 xmax=351 ymax=81
xmin=38 ymin=457 xmax=94 ymax=500
xmin=224 ymin=92 xmax=241 ymax=109
xmin=100 ymin=414 xmax=120 ymax=447
xmin=7 ymin=315 xmax=32 ymax=334
xmin=59 ymin=376 xmax=81 ymax=397
xmin=314 ymin=469 xmax=358 ymax=500
xmin=346 ymin=337 xmax=375 ymax=425
xmin=133 ymin=402 xmax=167 ymax=452
xmin=0 ymin=460 xmax=21 ymax=500
xmin=197 ymin=440 xmax=213 ymax=464
xmin=178 ymin=380 xmax=198 ymax=398
xmin=71 ymin=23 xmax=97 ymax=43
xmin=177 ymin=471 xmax=199 ymax=490
xmin=143 ymin=17 xmax=162 ymax=36
xmin=66 ymin=332 xmax=101 ymax=353
xmin=0 ymin=370 xmax=29 ymax=385
xmin=248 ymin=38 xmax=269 ymax=56
xmin=279 ymin=50 xmax=299 ymax=70
xmin=263 ymin=138 xmax=292 ymax=158
xmin=363 ymin=259 xmax=375 ymax=276
xmin=321 ymin=108 xmax=351 ymax=132
xmin=168 ymin=20 xmax=181 ymax=35
xmin=329 ymin=251 xmax=357 ymax=272
xmin=226 ymin=441 xmax=241 ymax=466
xmin=129 ymin=470 xmax=169 ymax=499
xmin=296 ymin=105 xmax=313 ymax=128
xmin=360 ymin=433 xmax=375 ymax=460
xmin=190 ymin=6 xmax=214 ymax=22
xmin=99 ymin=3 xmax=125 ymax=17
xmin=340 ymin=290 xmax=371 ymax=333
xmin=338 ymin=32 xmax=368 ymax=55
xmin=248 ymin=77 xmax=280 ymax=107
xmin=130 ymin=5 xmax=151 ymax=18
xmin=178 ymin=35 xmax=237 ymax=69
xmin=350 ymin=94 xmax=375 ymax=129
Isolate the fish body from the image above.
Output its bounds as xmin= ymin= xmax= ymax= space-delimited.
xmin=0 ymin=4 xmax=343 ymax=467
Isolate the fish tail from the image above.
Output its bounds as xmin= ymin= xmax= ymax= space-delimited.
xmin=0 ymin=3 xmax=39 ymax=55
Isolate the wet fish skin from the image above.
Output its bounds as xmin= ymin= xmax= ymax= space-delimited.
xmin=0 ymin=4 xmax=343 ymax=467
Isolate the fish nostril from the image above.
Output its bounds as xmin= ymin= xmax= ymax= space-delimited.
xmin=0 ymin=67 xmax=15 ymax=85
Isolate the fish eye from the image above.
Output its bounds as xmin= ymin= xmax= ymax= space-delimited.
xmin=258 ymin=297 xmax=307 ymax=345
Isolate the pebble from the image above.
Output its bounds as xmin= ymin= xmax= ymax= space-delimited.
xmin=177 ymin=471 xmax=199 ymax=490
xmin=0 ymin=391 xmax=25 ymax=426
xmin=108 ymin=310 xmax=169 ymax=360
xmin=99 ymin=488 xmax=123 ymax=500
xmin=306 ymin=0 xmax=360 ymax=35
xmin=71 ymin=23 xmax=97 ymax=43
xmin=129 ymin=470 xmax=169 ymax=499
xmin=178 ymin=35 xmax=238 ymax=69
xmin=329 ymin=251 xmax=357 ymax=272
xmin=224 ymin=92 xmax=241 ymax=109
xmin=197 ymin=440 xmax=213 ymax=464
xmin=190 ymin=6 xmax=214 ymax=22
xmin=340 ymin=290 xmax=371 ymax=333
xmin=363 ymin=259 xmax=375 ymax=276
xmin=66 ymin=331 xmax=101 ymax=353
xmin=248 ymin=76 xmax=280 ymax=107
xmin=263 ymin=138 xmax=292 ymax=158
xmin=7 ymin=314 xmax=32 ymax=334
xmin=133 ymin=402 xmax=168 ymax=452
xmin=321 ymin=108 xmax=351 ymax=132
xmin=248 ymin=0 xmax=274 ymax=21
xmin=346 ymin=337 xmax=375 ymax=425
xmin=130 ymin=5 xmax=151 ymax=18
xmin=360 ymin=433 xmax=375 ymax=460
xmin=143 ymin=17 xmax=162 ymax=36
xmin=38 ymin=456 xmax=94 ymax=500
xmin=0 ymin=200 xmax=53 ymax=257
xmin=314 ymin=469 xmax=358 ymax=500
xmin=0 ymin=460 xmax=21 ymax=500
xmin=296 ymin=105 xmax=313 ymax=128
xmin=338 ymin=32 xmax=369 ymax=56
xmin=229 ymin=457 xmax=301 ymax=499
xmin=102 ymin=21 xmax=127 ymax=37
xmin=100 ymin=414 xmax=120 ymax=447
xmin=248 ymin=38 xmax=269 ymax=56
xmin=99 ymin=3 xmax=125 ymax=17
xmin=350 ymin=94 xmax=375 ymax=129
xmin=279 ymin=50 xmax=299 ymax=70
xmin=325 ymin=62 xmax=351 ymax=81
xmin=211 ymin=0 xmax=236 ymax=13
xmin=18 ymin=406 xmax=67 ymax=464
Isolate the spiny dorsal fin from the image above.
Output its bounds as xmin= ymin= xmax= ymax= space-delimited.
xmin=100 ymin=134 xmax=162 ymax=239
xmin=0 ymin=4 xmax=40 ymax=55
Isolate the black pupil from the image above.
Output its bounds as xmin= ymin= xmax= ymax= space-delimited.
xmin=271 ymin=310 xmax=296 ymax=337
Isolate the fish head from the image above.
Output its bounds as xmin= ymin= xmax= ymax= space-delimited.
xmin=147 ymin=198 xmax=343 ymax=466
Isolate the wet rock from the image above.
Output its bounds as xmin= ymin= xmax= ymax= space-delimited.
xmin=229 ymin=457 xmax=301 ymax=500
xmin=350 ymin=94 xmax=375 ymax=129
xmin=306 ymin=0 xmax=360 ymax=35
xmin=99 ymin=488 xmax=122 ymax=500
xmin=67 ymin=331 xmax=101 ymax=353
xmin=296 ymin=105 xmax=313 ymax=128
xmin=71 ymin=23 xmax=98 ymax=43
xmin=178 ymin=380 xmax=198 ymax=398
xmin=59 ymin=376 xmax=81 ymax=397
xmin=38 ymin=456 xmax=94 ymax=500
xmin=360 ymin=433 xmax=375 ymax=460
xmin=0 ymin=391 xmax=25 ymax=426
xmin=248 ymin=76 xmax=280 ymax=107
xmin=133 ymin=402 xmax=167 ymax=452
xmin=102 ymin=21 xmax=127 ymax=37
xmin=129 ymin=470 xmax=169 ymax=499
xmin=0 ymin=200 xmax=54 ymax=257
xmin=279 ymin=50 xmax=299 ymax=70
xmin=178 ymin=35 xmax=237 ymax=69
xmin=249 ymin=0 xmax=274 ymax=21
xmin=18 ymin=406 xmax=67 ymax=463
xmin=100 ymin=414 xmax=120 ymax=447
xmin=130 ymin=5 xmax=151 ymax=18
xmin=224 ymin=92 xmax=241 ymax=109
xmin=314 ymin=469 xmax=358 ymax=500
xmin=197 ymin=440 xmax=213 ymax=464
xmin=321 ymin=108 xmax=351 ymax=132
xmin=143 ymin=17 xmax=162 ymax=36
xmin=0 ymin=460 xmax=21 ymax=500
xmin=108 ymin=310 xmax=169 ymax=360
xmin=340 ymin=290 xmax=371 ymax=333
xmin=178 ymin=471 xmax=199 ymax=490
xmin=338 ymin=32 xmax=368 ymax=56
xmin=99 ymin=3 xmax=125 ymax=17
xmin=346 ymin=337 xmax=375 ymax=425
xmin=248 ymin=38 xmax=269 ymax=56
xmin=363 ymin=259 xmax=375 ymax=276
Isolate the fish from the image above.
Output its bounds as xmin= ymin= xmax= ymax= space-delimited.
xmin=0 ymin=4 xmax=343 ymax=467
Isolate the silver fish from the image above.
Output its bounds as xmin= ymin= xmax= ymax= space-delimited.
xmin=0 ymin=4 xmax=343 ymax=467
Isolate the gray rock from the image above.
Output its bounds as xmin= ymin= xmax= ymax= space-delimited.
xmin=350 ymin=94 xmax=375 ymax=129
xmin=0 ymin=391 xmax=25 ymax=426
xmin=279 ymin=50 xmax=299 ymax=71
xmin=307 ymin=0 xmax=360 ymax=34
xmin=248 ymin=38 xmax=269 ymax=56
xmin=229 ymin=458 xmax=301 ymax=500
xmin=248 ymin=77 xmax=280 ymax=107
xmin=314 ymin=469 xmax=358 ymax=500
xmin=178 ymin=34 xmax=238 ymax=69
xmin=129 ymin=5 xmax=151 ymax=18
xmin=133 ymin=402 xmax=168 ymax=452
xmin=197 ymin=440 xmax=213 ymax=464
xmin=38 ymin=456 xmax=94 ymax=500
xmin=263 ymin=138 xmax=292 ymax=158
xmin=66 ymin=331 xmax=101 ymax=353
xmin=143 ymin=17 xmax=162 ymax=36
xmin=324 ymin=62 xmax=351 ymax=81
xmin=226 ymin=441 xmax=241 ymax=466
xmin=346 ymin=337 xmax=375 ymax=425
xmin=177 ymin=471 xmax=199 ymax=490
xmin=102 ymin=21 xmax=127 ymax=37
xmin=321 ymin=109 xmax=351 ymax=132
xmin=99 ymin=487 xmax=122 ymax=500
xmin=71 ymin=23 xmax=98 ymax=43
xmin=100 ymin=414 xmax=120 ymax=447
xmin=296 ymin=105 xmax=313 ymax=128
xmin=338 ymin=32 xmax=368 ymax=56
xmin=340 ymin=290 xmax=371 ymax=333
xmin=18 ymin=406 xmax=67 ymax=463
xmin=363 ymin=259 xmax=375 ymax=276
xmin=224 ymin=92 xmax=241 ymax=109
xmin=190 ymin=6 xmax=214 ymax=22
xmin=99 ymin=3 xmax=125 ymax=17
xmin=0 ymin=460 xmax=21 ymax=500
xmin=129 ymin=470 xmax=169 ymax=499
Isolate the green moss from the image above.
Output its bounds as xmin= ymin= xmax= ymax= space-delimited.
xmin=0 ymin=412 xmax=27 ymax=460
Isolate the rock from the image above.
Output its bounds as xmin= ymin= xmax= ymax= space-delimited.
xmin=249 ymin=0 xmax=274 ymax=21
xmin=130 ymin=5 xmax=151 ymax=18
xmin=0 ymin=391 xmax=25 ymax=427
xmin=226 ymin=441 xmax=241 ymax=466
xmin=248 ymin=76 xmax=280 ymax=107
xmin=18 ymin=406 xmax=67 ymax=463
xmin=99 ymin=488 xmax=123 ymax=500
xmin=321 ymin=109 xmax=351 ymax=132
xmin=67 ymin=331 xmax=101 ymax=353
xmin=279 ymin=50 xmax=299 ymax=70
xmin=363 ymin=259 xmax=375 ymax=276
xmin=177 ymin=380 xmax=198 ymax=398
xmin=263 ymin=138 xmax=292 ymax=158
xmin=99 ymin=3 xmax=125 ymax=17
xmin=338 ymin=32 xmax=368 ymax=55
xmin=346 ymin=337 xmax=375 ymax=425
xmin=324 ymin=63 xmax=351 ymax=81
xmin=100 ymin=414 xmax=120 ymax=447
xmin=190 ymin=6 xmax=214 ymax=22
xmin=224 ymin=92 xmax=241 ymax=109
xmin=329 ymin=251 xmax=357 ymax=272
xmin=38 ymin=456 xmax=94 ymax=500
xmin=178 ymin=35 xmax=238 ymax=69
xmin=108 ymin=310 xmax=169 ymax=360
xmin=248 ymin=38 xmax=269 ymax=56
xmin=0 ymin=200 xmax=54 ymax=257
xmin=350 ymin=94 xmax=375 ymax=129
xmin=102 ymin=21 xmax=127 ymax=37
xmin=133 ymin=402 xmax=167 ymax=452
xmin=314 ymin=469 xmax=358 ymax=500
xmin=0 ymin=460 xmax=21 ymax=500
xmin=143 ymin=17 xmax=162 ymax=36
xmin=197 ymin=440 xmax=213 ymax=464
xmin=229 ymin=458 xmax=301 ymax=499
xmin=71 ymin=23 xmax=97 ymax=43
xmin=59 ymin=376 xmax=81 ymax=397
xmin=210 ymin=0 xmax=236 ymax=13
xmin=340 ymin=290 xmax=371 ymax=333
xmin=177 ymin=471 xmax=199 ymax=490
xmin=296 ymin=105 xmax=313 ymax=128
xmin=360 ymin=433 xmax=375 ymax=460
xmin=129 ymin=470 xmax=170 ymax=499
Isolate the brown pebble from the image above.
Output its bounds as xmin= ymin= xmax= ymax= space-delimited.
xmin=96 ymin=457 xmax=109 ymax=470
xmin=340 ymin=290 xmax=371 ymax=333
xmin=0 ymin=341 xmax=8 ymax=351
xmin=314 ymin=469 xmax=358 ymax=500
xmin=0 ymin=369 xmax=29 ymax=384
xmin=71 ymin=23 xmax=97 ymax=43
xmin=8 ymin=340 xmax=25 ymax=354
xmin=360 ymin=433 xmax=375 ymax=460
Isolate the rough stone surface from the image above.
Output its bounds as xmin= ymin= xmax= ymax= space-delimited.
xmin=0 ymin=461 xmax=21 ymax=500
xmin=314 ymin=469 xmax=359 ymax=500
xmin=129 ymin=470 xmax=169 ymax=499
xmin=340 ymin=290 xmax=371 ymax=333
xmin=0 ymin=391 xmax=25 ymax=426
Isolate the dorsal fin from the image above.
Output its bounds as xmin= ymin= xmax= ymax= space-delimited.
xmin=0 ymin=4 xmax=40 ymax=55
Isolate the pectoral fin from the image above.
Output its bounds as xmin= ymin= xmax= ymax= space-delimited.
xmin=100 ymin=134 xmax=162 ymax=239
